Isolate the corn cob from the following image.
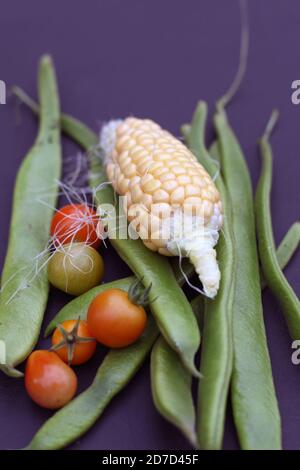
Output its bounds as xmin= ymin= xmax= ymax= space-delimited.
xmin=100 ymin=117 xmax=223 ymax=298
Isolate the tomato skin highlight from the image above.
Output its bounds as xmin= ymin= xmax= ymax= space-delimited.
xmin=25 ymin=350 xmax=77 ymax=409
xmin=87 ymin=289 xmax=147 ymax=348
xmin=52 ymin=320 xmax=96 ymax=365
xmin=50 ymin=204 xmax=104 ymax=249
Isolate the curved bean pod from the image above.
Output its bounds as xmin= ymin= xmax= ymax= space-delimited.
xmin=275 ymin=222 xmax=300 ymax=272
xmin=187 ymin=102 xmax=236 ymax=450
xmin=0 ymin=56 xmax=61 ymax=376
xmin=25 ymin=316 xmax=158 ymax=450
xmin=151 ymin=337 xmax=197 ymax=447
xmin=261 ymin=222 xmax=300 ymax=289
xmin=149 ymin=280 xmax=205 ymax=448
xmin=215 ymin=107 xmax=281 ymax=449
xmin=208 ymin=140 xmax=221 ymax=163
xmin=256 ymin=112 xmax=300 ymax=339
xmin=13 ymin=87 xmax=200 ymax=377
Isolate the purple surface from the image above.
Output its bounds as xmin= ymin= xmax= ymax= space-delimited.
xmin=0 ymin=0 xmax=299 ymax=450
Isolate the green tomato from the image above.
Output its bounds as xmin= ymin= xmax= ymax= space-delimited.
xmin=48 ymin=243 xmax=104 ymax=296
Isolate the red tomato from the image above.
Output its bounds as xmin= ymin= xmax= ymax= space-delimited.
xmin=50 ymin=204 xmax=104 ymax=249
xmin=87 ymin=289 xmax=147 ymax=348
xmin=25 ymin=350 xmax=77 ymax=409
xmin=52 ymin=320 xmax=96 ymax=365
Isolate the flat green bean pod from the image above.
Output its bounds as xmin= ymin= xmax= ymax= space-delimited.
xmin=151 ymin=337 xmax=197 ymax=447
xmin=261 ymin=222 xmax=300 ymax=289
xmin=188 ymin=102 xmax=236 ymax=450
xmin=13 ymin=87 xmax=200 ymax=378
xmin=256 ymin=112 xmax=300 ymax=339
xmin=0 ymin=56 xmax=61 ymax=376
xmin=215 ymin=107 xmax=281 ymax=450
xmin=275 ymin=222 xmax=300 ymax=273
xmin=26 ymin=316 xmax=158 ymax=450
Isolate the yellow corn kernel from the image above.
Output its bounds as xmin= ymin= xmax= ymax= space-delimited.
xmin=100 ymin=117 xmax=223 ymax=298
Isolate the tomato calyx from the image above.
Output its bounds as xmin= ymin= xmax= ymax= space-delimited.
xmin=51 ymin=318 xmax=95 ymax=364
xmin=127 ymin=277 xmax=156 ymax=307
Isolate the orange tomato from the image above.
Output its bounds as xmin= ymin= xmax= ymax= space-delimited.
xmin=50 ymin=203 xmax=103 ymax=249
xmin=25 ymin=350 xmax=77 ymax=409
xmin=87 ymin=289 xmax=147 ymax=348
xmin=52 ymin=320 xmax=96 ymax=365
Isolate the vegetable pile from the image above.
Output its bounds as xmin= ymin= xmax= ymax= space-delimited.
xmin=0 ymin=11 xmax=299 ymax=450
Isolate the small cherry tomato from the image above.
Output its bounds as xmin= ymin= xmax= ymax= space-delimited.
xmin=25 ymin=350 xmax=77 ymax=409
xmin=87 ymin=288 xmax=147 ymax=348
xmin=52 ymin=319 xmax=96 ymax=365
xmin=48 ymin=243 xmax=104 ymax=296
xmin=50 ymin=203 xmax=104 ymax=249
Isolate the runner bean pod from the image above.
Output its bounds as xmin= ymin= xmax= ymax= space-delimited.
xmin=0 ymin=56 xmax=61 ymax=377
xmin=261 ymin=222 xmax=300 ymax=289
xmin=256 ymin=111 xmax=300 ymax=339
xmin=151 ymin=337 xmax=197 ymax=447
xmin=187 ymin=102 xmax=236 ymax=450
xmin=215 ymin=106 xmax=281 ymax=450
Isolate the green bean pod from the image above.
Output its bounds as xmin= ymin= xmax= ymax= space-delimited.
xmin=150 ymin=337 xmax=197 ymax=447
xmin=256 ymin=112 xmax=300 ymax=339
xmin=261 ymin=222 xmax=300 ymax=289
xmin=208 ymin=140 xmax=221 ymax=163
xmin=0 ymin=56 xmax=61 ymax=376
xmin=215 ymin=107 xmax=281 ymax=449
xmin=187 ymin=102 xmax=236 ymax=450
xmin=275 ymin=222 xmax=300 ymax=273
xmin=26 ymin=316 xmax=158 ymax=450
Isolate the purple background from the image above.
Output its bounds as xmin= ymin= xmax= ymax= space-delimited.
xmin=0 ymin=0 xmax=299 ymax=450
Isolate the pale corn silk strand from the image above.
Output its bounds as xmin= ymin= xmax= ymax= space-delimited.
xmin=0 ymin=151 xmax=108 ymax=303
xmin=99 ymin=118 xmax=223 ymax=299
